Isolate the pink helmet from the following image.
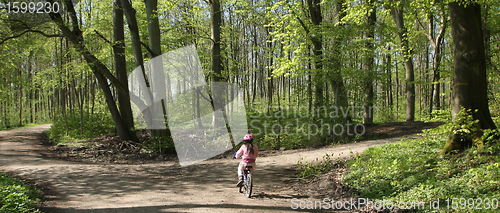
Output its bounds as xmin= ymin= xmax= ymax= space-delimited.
xmin=243 ymin=134 xmax=253 ymax=141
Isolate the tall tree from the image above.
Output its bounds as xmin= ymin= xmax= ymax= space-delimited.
xmin=391 ymin=1 xmax=416 ymax=122
xmin=363 ymin=0 xmax=376 ymax=124
xmin=209 ymin=0 xmax=224 ymax=130
xmin=113 ymin=0 xmax=139 ymax=142
xmin=330 ymin=0 xmax=349 ymax=123
xmin=307 ymin=0 xmax=325 ymax=115
xmin=145 ymin=0 xmax=173 ymax=149
xmin=440 ymin=1 xmax=496 ymax=155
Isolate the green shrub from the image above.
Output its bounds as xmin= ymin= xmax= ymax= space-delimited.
xmin=0 ymin=173 xmax=42 ymax=213
xmin=423 ymin=109 xmax=452 ymax=123
xmin=47 ymin=109 xmax=115 ymax=144
xmin=297 ymin=153 xmax=335 ymax=179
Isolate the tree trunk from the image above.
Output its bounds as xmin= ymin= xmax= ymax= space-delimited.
xmin=440 ymin=2 xmax=497 ymax=155
xmin=209 ymin=0 xmax=235 ymax=147
xmin=363 ymin=0 xmax=376 ymax=124
xmin=210 ymin=0 xmax=224 ymax=129
xmin=330 ymin=0 xmax=349 ymax=123
xmin=18 ymin=68 xmax=23 ymax=126
xmin=267 ymin=27 xmax=273 ymax=114
xmin=121 ymin=0 xmax=160 ymax=138
xmin=145 ymin=0 xmax=172 ymax=148
xmin=391 ymin=5 xmax=415 ymax=122
xmin=114 ymin=0 xmax=139 ymax=142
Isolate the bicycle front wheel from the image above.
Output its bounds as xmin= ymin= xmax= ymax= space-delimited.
xmin=245 ymin=173 xmax=252 ymax=198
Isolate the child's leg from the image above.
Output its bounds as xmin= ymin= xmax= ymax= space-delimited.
xmin=237 ymin=161 xmax=246 ymax=179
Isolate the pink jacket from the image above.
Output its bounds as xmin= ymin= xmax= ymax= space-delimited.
xmin=235 ymin=143 xmax=258 ymax=163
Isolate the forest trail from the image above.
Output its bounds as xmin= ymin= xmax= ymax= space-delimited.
xmin=0 ymin=124 xmax=416 ymax=213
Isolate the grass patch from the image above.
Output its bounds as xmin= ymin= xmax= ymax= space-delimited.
xmin=343 ymin=122 xmax=500 ymax=212
xmin=0 ymin=123 xmax=50 ymax=131
xmin=0 ymin=173 xmax=42 ymax=213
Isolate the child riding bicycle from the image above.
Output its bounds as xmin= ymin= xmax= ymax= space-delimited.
xmin=233 ymin=134 xmax=258 ymax=187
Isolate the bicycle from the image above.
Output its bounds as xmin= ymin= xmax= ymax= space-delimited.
xmin=233 ymin=152 xmax=254 ymax=198
xmin=239 ymin=165 xmax=253 ymax=198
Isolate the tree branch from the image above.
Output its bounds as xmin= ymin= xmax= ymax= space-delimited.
xmin=94 ymin=30 xmax=112 ymax=44
xmin=286 ymin=2 xmax=310 ymax=35
xmin=0 ymin=29 xmax=62 ymax=45
xmin=436 ymin=10 xmax=448 ymax=47
xmin=415 ymin=16 xmax=436 ymax=47
xmin=63 ymin=0 xmax=82 ymax=36
xmin=141 ymin=41 xmax=156 ymax=58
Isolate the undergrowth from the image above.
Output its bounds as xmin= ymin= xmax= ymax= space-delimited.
xmin=47 ymin=110 xmax=115 ymax=145
xmin=297 ymin=154 xmax=335 ymax=179
xmin=343 ymin=110 xmax=500 ymax=212
xmin=247 ymin=107 xmax=363 ymax=150
xmin=0 ymin=173 xmax=42 ymax=213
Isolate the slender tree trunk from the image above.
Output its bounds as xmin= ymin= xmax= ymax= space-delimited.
xmin=267 ymin=48 xmax=273 ymax=114
xmin=209 ymin=0 xmax=235 ymax=147
xmin=425 ymin=12 xmax=447 ymax=114
xmin=18 ymin=68 xmax=23 ymax=126
xmin=395 ymin=60 xmax=399 ymax=119
xmin=331 ymin=0 xmax=349 ymax=123
xmin=210 ymin=0 xmax=223 ymax=129
xmin=145 ymin=0 xmax=172 ymax=149
xmin=363 ymin=0 xmax=376 ymax=124
xmin=114 ymin=0 xmax=139 ymax=142
xmin=387 ymin=47 xmax=393 ymax=108
xmin=301 ymin=0 xmax=325 ymax=121
xmin=121 ymin=0 xmax=158 ymax=139
xmin=392 ymin=5 xmax=415 ymax=122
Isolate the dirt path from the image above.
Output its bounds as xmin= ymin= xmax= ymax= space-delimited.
xmin=0 ymin=124 xmax=418 ymax=212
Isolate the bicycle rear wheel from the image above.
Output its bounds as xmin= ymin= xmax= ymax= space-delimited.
xmin=245 ymin=173 xmax=252 ymax=198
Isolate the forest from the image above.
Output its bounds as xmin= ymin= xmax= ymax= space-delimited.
xmin=1 ymin=0 xmax=499 ymax=150
xmin=1 ymin=0 xmax=500 ymax=211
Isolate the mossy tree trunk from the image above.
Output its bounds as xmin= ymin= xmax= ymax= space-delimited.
xmin=440 ymin=2 xmax=497 ymax=155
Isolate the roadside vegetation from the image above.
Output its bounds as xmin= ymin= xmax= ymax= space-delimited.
xmin=0 ymin=173 xmax=42 ymax=213
xmin=46 ymin=109 xmax=115 ymax=145
xmin=293 ymin=106 xmax=500 ymax=212
xmin=341 ymin=108 xmax=500 ymax=212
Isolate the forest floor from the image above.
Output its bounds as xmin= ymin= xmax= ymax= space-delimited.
xmin=0 ymin=121 xmax=442 ymax=213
